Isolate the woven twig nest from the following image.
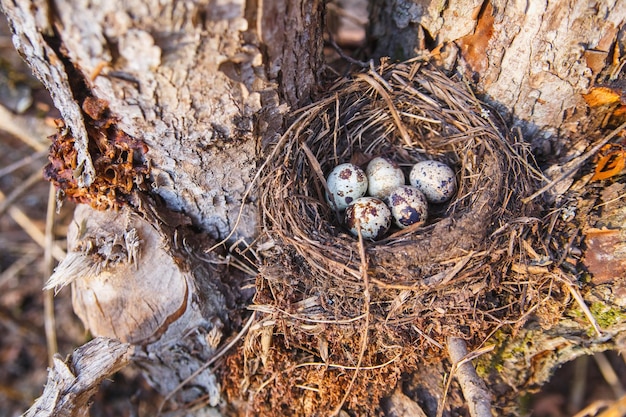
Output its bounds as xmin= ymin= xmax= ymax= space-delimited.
xmin=261 ymin=59 xmax=536 ymax=299
xmin=231 ymin=59 xmax=543 ymax=416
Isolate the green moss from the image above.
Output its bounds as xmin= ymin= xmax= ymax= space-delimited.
xmin=566 ymin=300 xmax=625 ymax=335
xmin=589 ymin=301 xmax=626 ymax=328
xmin=474 ymin=329 xmax=537 ymax=378
xmin=518 ymin=393 xmax=533 ymax=415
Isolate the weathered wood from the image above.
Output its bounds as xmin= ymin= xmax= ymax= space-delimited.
xmin=447 ymin=337 xmax=493 ymax=417
xmin=44 ymin=199 xmax=238 ymax=406
xmin=2 ymin=0 xmax=95 ymax=187
xmin=24 ymin=338 xmax=133 ymax=417
xmin=49 ymin=204 xmax=189 ymax=344
xmin=2 ymin=0 xmax=323 ymax=240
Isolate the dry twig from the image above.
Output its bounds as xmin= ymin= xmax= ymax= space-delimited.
xmin=0 ymin=170 xmax=43 ymax=219
xmin=444 ymin=337 xmax=493 ymax=417
xmin=594 ymin=352 xmax=626 ymax=399
xmin=522 ymin=120 xmax=626 ymax=203
xmin=43 ymin=184 xmax=58 ymax=365
xmin=595 ymin=394 xmax=626 ymax=417
xmin=331 ymin=218 xmax=371 ymax=416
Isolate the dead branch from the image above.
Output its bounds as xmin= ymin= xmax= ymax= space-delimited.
xmin=24 ymin=338 xmax=133 ymax=417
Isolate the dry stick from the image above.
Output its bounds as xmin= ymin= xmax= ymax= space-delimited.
xmin=0 ymin=189 xmax=65 ymax=261
xmin=522 ymin=120 xmax=626 ymax=204
xmin=594 ymin=351 xmax=626 ymax=398
xmin=446 ymin=337 xmax=494 ymax=417
xmin=0 ymin=104 xmax=50 ymax=152
xmin=0 ymin=148 xmax=47 ymax=177
xmin=595 ymin=393 xmax=626 ymax=417
xmin=0 ymin=250 xmax=40 ymax=287
xmin=569 ymin=355 xmax=589 ymax=414
xmin=0 ymin=169 xmax=43 ymax=218
xmin=43 ymin=184 xmax=58 ymax=366
xmin=554 ymin=273 xmax=604 ymax=337
xmin=328 ymin=37 xmax=370 ymax=68
xmin=331 ymin=219 xmax=371 ymax=416
xmin=156 ymin=312 xmax=256 ymax=416
xmin=574 ymin=400 xmax=616 ymax=417
xmin=438 ymin=343 xmax=495 ymax=417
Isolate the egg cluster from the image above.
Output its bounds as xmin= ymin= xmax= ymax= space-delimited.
xmin=326 ymin=157 xmax=457 ymax=240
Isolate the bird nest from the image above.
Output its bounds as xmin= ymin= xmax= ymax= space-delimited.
xmin=222 ymin=59 xmax=547 ymax=416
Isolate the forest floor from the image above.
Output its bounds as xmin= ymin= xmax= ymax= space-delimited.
xmin=1 ymin=8 xmax=626 ymax=417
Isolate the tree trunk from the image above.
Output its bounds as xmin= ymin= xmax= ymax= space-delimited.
xmin=3 ymin=0 xmax=626 ymax=416
xmin=370 ymin=0 xmax=626 ymax=152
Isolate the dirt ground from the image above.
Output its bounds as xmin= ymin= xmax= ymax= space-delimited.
xmin=1 ymin=8 xmax=625 ymax=417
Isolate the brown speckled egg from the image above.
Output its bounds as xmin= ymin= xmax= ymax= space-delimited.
xmin=386 ymin=186 xmax=428 ymax=229
xmin=344 ymin=197 xmax=391 ymax=240
xmin=326 ymin=163 xmax=368 ymax=211
xmin=409 ymin=160 xmax=457 ymax=203
xmin=366 ymin=157 xmax=405 ymax=199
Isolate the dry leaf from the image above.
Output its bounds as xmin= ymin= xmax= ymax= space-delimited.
xmin=583 ymin=87 xmax=621 ymax=107
xmin=591 ymin=149 xmax=626 ymax=181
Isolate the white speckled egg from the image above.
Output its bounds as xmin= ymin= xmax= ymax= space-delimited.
xmin=366 ymin=157 xmax=405 ymax=199
xmin=386 ymin=186 xmax=428 ymax=229
xmin=344 ymin=197 xmax=391 ymax=240
xmin=409 ymin=160 xmax=457 ymax=204
xmin=326 ymin=163 xmax=368 ymax=211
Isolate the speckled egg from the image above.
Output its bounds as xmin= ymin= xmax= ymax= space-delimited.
xmin=386 ymin=186 xmax=428 ymax=229
xmin=326 ymin=163 xmax=368 ymax=211
xmin=409 ymin=160 xmax=457 ymax=204
xmin=344 ymin=197 xmax=391 ymax=240
xmin=366 ymin=157 xmax=405 ymax=199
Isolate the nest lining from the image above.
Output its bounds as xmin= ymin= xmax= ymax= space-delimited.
xmin=234 ymin=59 xmax=546 ymax=416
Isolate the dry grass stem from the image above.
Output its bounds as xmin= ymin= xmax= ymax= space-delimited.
xmin=555 ymin=273 xmax=604 ymax=337
xmin=331 ymin=220 xmax=371 ymax=416
xmin=0 ymin=148 xmax=47 ymax=177
xmin=0 ymin=169 xmax=43 ymax=218
xmin=570 ymin=355 xmax=589 ymax=413
xmin=43 ymin=183 xmax=58 ymax=365
xmin=0 ymin=105 xmax=51 ymax=151
xmin=0 ymin=189 xmax=66 ymax=261
xmin=0 ymin=250 xmax=40 ymax=287
xmin=594 ymin=352 xmax=626 ymax=398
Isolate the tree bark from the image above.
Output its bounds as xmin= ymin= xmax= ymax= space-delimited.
xmin=370 ymin=0 xmax=626 ymax=153
xmin=2 ymin=0 xmax=626 ymax=416
xmin=1 ymin=0 xmax=324 ymax=413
